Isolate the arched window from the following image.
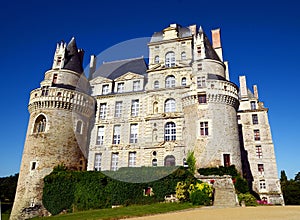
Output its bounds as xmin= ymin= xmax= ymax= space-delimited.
xmin=154 ymin=80 xmax=159 ymax=89
xmin=152 ymin=158 xmax=157 ymax=167
xmin=181 ymin=52 xmax=186 ymax=60
xmin=76 ymin=120 xmax=82 ymax=134
xmin=165 ymin=52 xmax=175 ymax=67
xmin=165 ymin=122 xmax=176 ymax=141
xmin=154 ymin=56 xmax=159 ymax=64
xmin=164 ymin=155 xmax=176 ymax=166
xmin=33 ymin=115 xmax=46 ymax=133
xmin=165 ymin=75 xmax=175 ymax=88
xmin=181 ymin=77 xmax=186 ymax=86
xmin=164 ymin=99 xmax=176 ymax=112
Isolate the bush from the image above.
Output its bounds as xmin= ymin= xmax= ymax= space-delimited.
xmin=234 ymin=175 xmax=249 ymax=193
xmin=198 ymin=165 xmax=238 ymax=177
xmin=238 ymin=193 xmax=258 ymax=206
xmin=190 ymin=190 xmax=211 ymax=205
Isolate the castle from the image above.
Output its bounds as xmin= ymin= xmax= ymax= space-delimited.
xmin=10 ymin=23 xmax=284 ymax=219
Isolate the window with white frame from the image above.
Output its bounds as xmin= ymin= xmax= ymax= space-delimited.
xmin=197 ymin=76 xmax=206 ymax=88
xmin=252 ymin=114 xmax=258 ymax=124
xmin=259 ymin=180 xmax=266 ymax=189
xmin=117 ymin=82 xmax=124 ymax=93
xmin=115 ymin=101 xmax=122 ymax=117
xmin=165 ymin=122 xmax=176 ymax=141
xmin=130 ymin=124 xmax=138 ymax=143
xmin=131 ymin=99 xmax=139 ymax=117
xmin=254 ymin=129 xmax=260 ymax=141
xmin=94 ymin=153 xmax=102 ymax=171
xmin=181 ymin=77 xmax=186 ymax=86
xmin=181 ymin=52 xmax=186 ymax=60
xmin=99 ymin=103 xmax=107 ymax=119
xmin=111 ymin=153 xmax=119 ymax=171
xmin=154 ymin=80 xmax=159 ymax=89
xmin=200 ymin=122 xmax=209 ymax=136
xmin=164 ymin=99 xmax=176 ymax=112
xmin=96 ymin=126 xmax=104 ymax=145
xmin=113 ymin=125 xmax=121 ymax=144
xmin=154 ymin=56 xmax=159 ymax=64
xmin=165 ymin=75 xmax=175 ymax=88
xmin=128 ymin=152 xmax=136 ymax=167
xmin=165 ymin=51 xmax=175 ymax=67
xmin=102 ymin=84 xmax=109 ymax=95
xmin=133 ymin=80 xmax=141 ymax=91
xmin=256 ymin=145 xmax=263 ymax=158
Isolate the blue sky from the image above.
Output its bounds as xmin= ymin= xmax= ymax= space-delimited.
xmin=0 ymin=0 xmax=299 ymax=179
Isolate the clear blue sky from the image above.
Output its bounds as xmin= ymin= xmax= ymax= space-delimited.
xmin=0 ymin=0 xmax=299 ymax=179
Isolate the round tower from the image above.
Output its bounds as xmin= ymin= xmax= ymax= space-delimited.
xmin=10 ymin=38 xmax=95 ymax=220
xmin=182 ymin=27 xmax=241 ymax=172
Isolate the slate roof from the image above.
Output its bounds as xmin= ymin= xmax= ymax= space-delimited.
xmin=199 ymin=28 xmax=221 ymax=62
xmin=150 ymin=25 xmax=192 ymax=42
xmin=63 ymin=37 xmax=84 ymax=73
xmin=92 ymin=57 xmax=147 ymax=80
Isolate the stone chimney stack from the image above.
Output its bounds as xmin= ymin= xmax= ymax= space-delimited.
xmin=239 ymin=76 xmax=248 ymax=99
xmin=253 ymin=85 xmax=259 ymax=99
xmin=211 ymin=28 xmax=223 ymax=61
xmin=89 ymin=55 xmax=97 ymax=79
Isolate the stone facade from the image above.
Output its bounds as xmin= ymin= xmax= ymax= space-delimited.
xmin=11 ymin=23 xmax=283 ymax=219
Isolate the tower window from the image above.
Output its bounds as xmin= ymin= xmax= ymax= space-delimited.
xmin=33 ymin=115 xmax=46 ymax=133
xmin=152 ymin=158 xmax=157 ymax=167
xmin=165 ymin=52 xmax=175 ymax=67
xmin=259 ymin=180 xmax=266 ymax=189
xmin=197 ymin=76 xmax=206 ymax=88
xmin=165 ymin=99 xmax=176 ymax=112
xmin=252 ymin=114 xmax=258 ymax=124
xmin=30 ymin=161 xmax=37 ymax=170
xmin=200 ymin=122 xmax=208 ymax=136
xmin=258 ymin=164 xmax=264 ymax=175
xmin=181 ymin=77 xmax=187 ymax=86
xmin=165 ymin=75 xmax=176 ymax=88
xmin=197 ymin=46 xmax=201 ymax=54
xmin=154 ymin=80 xmax=159 ymax=89
xmin=198 ymin=94 xmax=207 ymax=104
xmin=165 ymin=122 xmax=176 ymax=141
xmin=251 ymin=101 xmax=256 ymax=110
xmin=76 ymin=120 xmax=82 ymax=134
xmin=223 ymin=154 xmax=231 ymax=167
xmin=181 ymin=52 xmax=186 ymax=60
xmin=254 ymin=129 xmax=260 ymax=141
xmin=52 ymin=74 xmax=58 ymax=84
xmin=41 ymin=86 xmax=49 ymax=96
xmin=256 ymin=145 xmax=263 ymax=158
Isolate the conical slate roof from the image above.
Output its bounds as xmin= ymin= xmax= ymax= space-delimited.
xmin=200 ymin=29 xmax=221 ymax=62
xmin=63 ymin=37 xmax=84 ymax=73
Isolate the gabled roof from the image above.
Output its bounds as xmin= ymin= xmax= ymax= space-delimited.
xmin=90 ymin=76 xmax=112 ymax=85
xmin=150 ymin=24 xmax=192 ymax=42
xmin=91 ymin=57 xmax=147 ymax=80
xmin=199 ymin=28 xmax=221 ymax=62
xmin=63 ymin=37 xmax=84 ymax=73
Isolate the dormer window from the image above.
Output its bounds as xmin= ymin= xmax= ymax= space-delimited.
xmin=56 ymin=57 xmax=62 ymax=66
xmin=102 ymin=84 xmax=109 ymax=95
xmin=133 ymin=81 xmax=140 ymax=91
xmin=117 ymin=83 xmax=124 ymax=93
xmin=165 ymin=52 xmax=175 ymax=67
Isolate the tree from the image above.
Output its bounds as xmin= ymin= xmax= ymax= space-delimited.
xmin=294 ymin=172 xmax=300 ymax=182
xmin=186 ymin=151 xmax=196 ymax=174
xmin=280 ymin=170 xmax=288 ymax=182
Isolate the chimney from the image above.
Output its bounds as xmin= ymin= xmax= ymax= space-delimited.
xmin=189 ymin=25 xmax=197 ymax=36
xmin=89 ymin=55 xmax=97 ymax=79
xmin=239 ymin=76 xmax=248 ymax=99
xmin=253 ymin=85 xmax=259 ymax=99
xmin=211 ymin=28 xmax=223 ymax=61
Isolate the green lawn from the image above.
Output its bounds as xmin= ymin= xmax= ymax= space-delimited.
xmin=33 ymin=203 xmax=196 ymax=220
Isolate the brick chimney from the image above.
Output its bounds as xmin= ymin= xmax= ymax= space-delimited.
xmin=253 ymin=85 xmax=259 ymax=100
xmin=211 ymin=28 xmax=223 ymax=61
xmin=239 ymin=76 xmax=248 ymax=99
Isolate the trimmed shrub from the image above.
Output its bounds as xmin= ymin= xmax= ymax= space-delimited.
xmin=190 ymin=190 xmax=211 ymax=205
xmin=238 ymin=193 xmax=258 ymax=206
xmin=234 ymin=175 xmax=249 ymax=194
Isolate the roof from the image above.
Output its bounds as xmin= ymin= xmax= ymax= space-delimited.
xmin=91 ymin=57 xmax=147 ymax=80
xmin=199 ymin=28 xmax=221 ymax=62
xmin=63 ymin=37 xmax=84 ymax=73
xmin=150 ymin=25 xmax=192 ymax=43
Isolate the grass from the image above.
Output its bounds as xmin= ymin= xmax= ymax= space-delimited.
xmin=32 ymin=202 xmax=196 ymax=220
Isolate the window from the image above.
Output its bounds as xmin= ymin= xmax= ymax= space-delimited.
xmin=223 ymin=154 xmax=231 ymax=167
xmin=113 ymin=125 xmax=121 ymax=144
xmin=56 ymin=57 xmax=62 ymax=66
xmin=99 ymin=103 xmax=107 ymax=119
xmin=258 ymin=164 xmax=264 ymax=175
xmin=165 ymin=75 xmax=175 ymax=88
xmin=165 ymin=122 xmax=176 ymax=141
xmin=41 ymin=86 xmax=49 ymax=96
xmin=94 ymin=153 xmax=102 ymax=171
xmin=259 ymin=180 xmax=266 ymax=189
xmin=128 ymin=152 xmax=136 ymax=167
xmin=154 ymin=56 xmax=159 ymax=64
xmin=30 ymin=161 xmax=37 ymax=170
xmin=256 ymin=145 xmax=263 ymax=158
xmin=197 ymin=63 xmax=202 ymax=71
xmin=164 ymin=155 xmax=176 ymax=166
xmin=197 ymin=76 xmax=206 ymax=88
xmin=198 ymin=94 xmax=207 ymax=104
xmin=237 ymin=115 xmax=241 ymax=120
xmin=34 ymin=115 xmax=46 ymax=133
xmin=197 ymin=46 xmax=201 ymax=54
xmin=133 ymin=80 xmax=141 ymax=91
xmin=130 ymin=124 xmax=138 ymax=143
xmin=131 ymin=100 xmax=139 ymax=117
xmin=154 ymin=80 xmax=159 ymax=89
xmin=96 ymin=126 xmax=104 ymax=145
xmin=115 ymin=101 xmax=122 ymax=117
xmin=76 ymin=120 xmax=82 ymax=134
xmin=252 ymin=114 xmax=258 ymax=124
xmin=254 ymin=129 xmax=260 ymax=141
xmin=102 ymin=84 xmax=109 ymax=95
xmin=181 ymin=77 xmax=186 ymax=86
xmin=181 ymin=52 xmax=186 ymax=60
xmin=111 ymin=153 xmax=119 ymax=171
xmin=52 ymin=73 xmax=58 ymax=84
xmin=251 ymin=101 xmax=256 ymax=110
xmin=165 ymin=52 xmax=175 ymax=67
xmin=165 ymin=99 xmax=176 ymax=112
xmin=200 ymin=122 xmax=209 ymax=136
xmin=152 ymin=159 xmax=157 ymax=167
xmin=117 ymin=82 xmax=124 ymax=93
